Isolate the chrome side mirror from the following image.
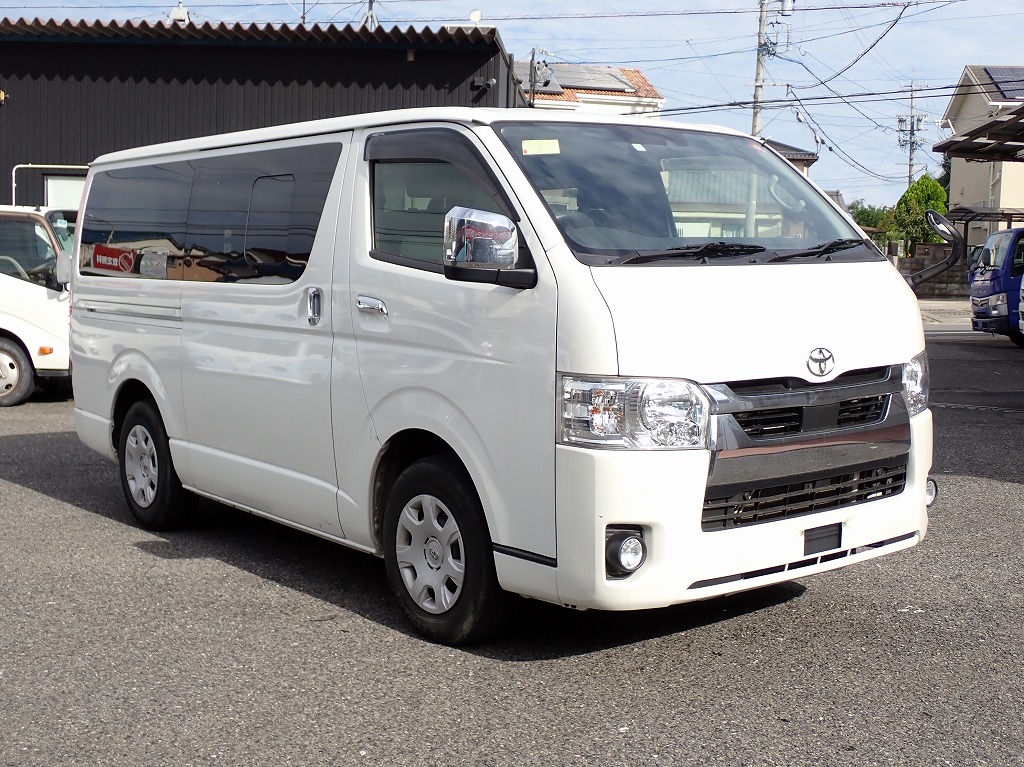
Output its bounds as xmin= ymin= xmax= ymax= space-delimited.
xmin=443 ymin=206 xmax=535 ymax=289
xmin=444 ymin=207 xmax=518 ymax=267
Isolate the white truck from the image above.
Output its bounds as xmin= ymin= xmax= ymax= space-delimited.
xmin=0 ymin=205 xmax=74 ymax=405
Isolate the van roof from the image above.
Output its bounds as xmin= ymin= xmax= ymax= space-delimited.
xmin=90 ymin=107 xmax=746 ymax=166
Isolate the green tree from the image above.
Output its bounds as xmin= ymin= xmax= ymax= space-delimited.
xmin=936 ymin=157 xmax=951 ymax=196
xmin=892 ymin=174 xmax=947 ymax=255
xmin=847 ymin=198 xmax=892 ymax=230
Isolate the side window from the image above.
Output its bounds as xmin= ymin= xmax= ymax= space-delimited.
xmin=185 ymin=143 xmax=341 ymax=283
xmin=80 ymin=142 xmax=341 ymax=283
xmin=0 ymin=218 xmax=58 ymax=288
xmin=372 ymin=161 xmax=501 ymax=264
xmin=1012 ymin=241 xmax=1024 ymax=278
xmin=80 ymin=162 xmax=193 ymax=279
xmin=365 ymin=127 xmax=516 ymax=270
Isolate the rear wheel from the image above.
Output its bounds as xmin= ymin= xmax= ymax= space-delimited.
xmin=0 ymin=338 xmax=34 ymax=407
xmin=118 ymin=400 xmax=191 ymax=530
xmin=383 ymin=455 xmax=506 ymax=645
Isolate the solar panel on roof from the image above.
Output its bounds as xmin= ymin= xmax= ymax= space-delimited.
xmin=550 ymin=64 xmax=635 ymax=92
xmin=985 ymin=66 xmax=1024 ymax=100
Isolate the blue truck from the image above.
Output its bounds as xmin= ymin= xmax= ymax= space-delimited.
xmin=971 ymin=227 xmax=1024 ymax=347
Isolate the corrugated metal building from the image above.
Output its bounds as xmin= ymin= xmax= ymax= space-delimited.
xmin=0 ymin=18 xmax=525 ymax=205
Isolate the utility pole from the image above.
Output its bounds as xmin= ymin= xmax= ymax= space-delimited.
xmin=527 ymin=49 xmax=551 ymax=108
xmin=751 ymin=0 xmax=794 ymax=136
xmin=898 ymin=80 xmax=927 ymax=188
xmin=360 ymin=0 xmax=379 ymax=29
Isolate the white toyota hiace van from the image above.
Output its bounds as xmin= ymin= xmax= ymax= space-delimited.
xmin=0 ymin=205 xmax=74 ymax=406
xmin=68 ymin=108 xmax=937 ymax=644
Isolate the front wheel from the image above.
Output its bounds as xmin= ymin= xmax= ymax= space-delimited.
xmin=1008 ymin=329 xmax=1024 ymax=349
xmin=383 ymin=455 xmax=506 ymax=645
xmin=0 ymin=338 xmax=35 ymax=407
xmin=118 ymin=400 xmax=191 ymax=531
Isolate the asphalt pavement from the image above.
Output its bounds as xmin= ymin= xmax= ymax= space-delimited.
xmin=918 ymin=297 xmax=971 ymax=332
xmin=1 ymin=315 xmax=1022 ymax=767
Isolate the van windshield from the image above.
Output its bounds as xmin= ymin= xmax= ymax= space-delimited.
xmin=495 ymin=122 xmax=877 ymax=266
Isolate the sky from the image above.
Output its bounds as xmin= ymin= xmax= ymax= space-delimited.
xmin=14 ymin=0 xmax=1024 ymax=207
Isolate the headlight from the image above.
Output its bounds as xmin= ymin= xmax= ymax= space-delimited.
xmin=560 ymin=376 xmax=710 ymax=449
xmin=990 ymin=292 xmax=1008 ymax=316
xmin=902 ymin=351 xmax=929 ymax=417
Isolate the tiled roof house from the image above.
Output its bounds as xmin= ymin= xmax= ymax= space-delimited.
xmin=513 ymin=61 xmax=664 ymax=114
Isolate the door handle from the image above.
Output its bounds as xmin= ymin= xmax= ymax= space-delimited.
xmin=356 ymin=296 xmax=388 ymax=317
xmin=307 ymin=287 xmax=322 ymax=326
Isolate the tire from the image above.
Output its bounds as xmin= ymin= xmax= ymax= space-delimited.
xmin=1008 ymin=329 xmax=1024 ymax=349
xmin=383 ymin=455 xmax=507 ymax=645
xmin=0 ymin=338 xmax=35 ymax=407
xmin=118 ymin=400 xmax=191 ymax=531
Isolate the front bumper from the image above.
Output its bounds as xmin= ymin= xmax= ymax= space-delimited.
xmin=972 ymin=316 xmax=1009 ymax=334
xmin=551 ymin=411 xmax=932 ymax=611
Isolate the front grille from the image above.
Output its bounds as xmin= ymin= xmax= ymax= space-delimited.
xmin=836 ymin=395 xmax=888 ymax=426
xmin=702 ymin=461 xmax=907 ymax=531
xmin=726 ymin=366 xmax=891 ymax=396
xmin=734 ymin=394 xmax=890 ymax=439
xmin=733 ymin=407 xmax=802 ymax=437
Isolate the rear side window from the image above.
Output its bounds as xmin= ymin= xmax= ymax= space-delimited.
xmin=80 ymin=162 xmax=192 ymax=279
xmin=185 ymin=144 xmax=340 ymax=283
xmin=80 ymin=142 xmax=342 ymax=283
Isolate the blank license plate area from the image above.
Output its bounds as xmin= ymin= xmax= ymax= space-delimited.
xmin=804 ymin=522 xmax=842 ymax=556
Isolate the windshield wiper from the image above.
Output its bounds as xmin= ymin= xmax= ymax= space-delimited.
xmin=620 ymin=242 xmax=767 ymax=265
xmin=764 ymin=238 xmax=871 ymax=262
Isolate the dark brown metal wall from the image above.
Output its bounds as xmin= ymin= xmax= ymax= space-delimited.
xmin=0 ymin=37 xmax=516 ymax=204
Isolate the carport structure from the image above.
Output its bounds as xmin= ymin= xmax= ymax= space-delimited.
xmin=934 ymin=103 xmax=1024 ymax=243
xmin=934 ymin=102 xmax=1024 ymax=163
xmin=944 ymin=206 xmax=1024 ymax=242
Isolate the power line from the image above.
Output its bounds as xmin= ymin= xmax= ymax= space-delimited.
xmin=787 ymin=93 xmax=906 ymax=182
xmin=10 ymin=0 xmax=971 ymax=16
xmin=790 ymin=3 xmax=907 ymax=88
xmin=657 ymin=78 xmax=1023 ymax=116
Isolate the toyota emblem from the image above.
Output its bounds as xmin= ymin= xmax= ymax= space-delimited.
xmin=807 ymin=348 xmax=835 ymax=377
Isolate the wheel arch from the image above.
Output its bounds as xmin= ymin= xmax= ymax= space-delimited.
xmin=370 ymin=428 xmax=487 ymax=553
xmin=0 ymin=328 xmax=35 ymax=372
xmin=110 ymin=379 xmax=159 ymax=455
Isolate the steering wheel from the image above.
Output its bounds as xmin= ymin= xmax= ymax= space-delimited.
xmin=768 ymin=175 xmax=806 ymax=213
xmin=556 ymin=210 xmax=595 ymax=230
xmin=0 ymin=256 xmax=29 ymax=280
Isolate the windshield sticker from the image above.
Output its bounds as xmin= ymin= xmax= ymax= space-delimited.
xmin=632 ymin=143 xmax=647 ymax=152
xmin=522 ymin=139 xmax=560 ymax=156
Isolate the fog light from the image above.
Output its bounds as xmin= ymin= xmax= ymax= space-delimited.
xmin=925 ymin=477 xmax=938 ymax=508
xmin=605 ymin=529 xmax=647 ymax=578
